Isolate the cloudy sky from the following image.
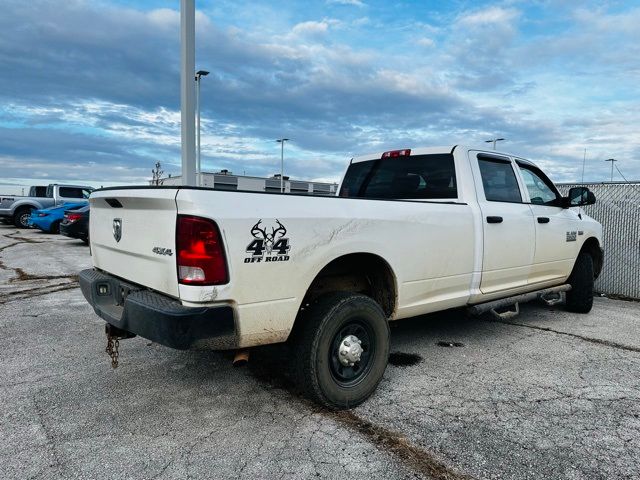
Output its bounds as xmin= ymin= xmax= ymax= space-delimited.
xmin=1 ymin=0 xmax=639 ymax=193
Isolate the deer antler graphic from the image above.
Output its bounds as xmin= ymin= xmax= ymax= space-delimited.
xmin=272 ymin=219 xmax=287 ymax=240
xmin=251 ymin=220 xmax=267 ymax=240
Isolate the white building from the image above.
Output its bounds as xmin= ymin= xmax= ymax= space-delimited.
xmin=158 ymin=170 xmax=338 ymax=195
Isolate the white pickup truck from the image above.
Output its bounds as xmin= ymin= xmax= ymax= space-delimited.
xmin=80 ymin=146 xmax=603 ymax=408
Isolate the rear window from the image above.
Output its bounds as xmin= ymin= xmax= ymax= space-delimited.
xmin=339 ymin=154 xmax=457 ymax=200
xmin=59 ymin=187 xmax=92 ymax=199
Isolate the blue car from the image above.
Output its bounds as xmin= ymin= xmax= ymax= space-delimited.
xmin=29 ymin=203 xmax=87 ymax=233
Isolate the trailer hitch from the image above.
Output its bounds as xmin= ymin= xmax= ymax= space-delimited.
xmin=105 ymin=324 xmax=136 ymax=369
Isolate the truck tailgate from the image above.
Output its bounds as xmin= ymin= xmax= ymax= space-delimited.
xmin=89 ymin=188 xmax=180 ymax=298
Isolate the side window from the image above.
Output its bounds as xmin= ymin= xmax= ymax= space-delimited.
xmin=517 ymin=163 xmax=561 ymax=206
xmin=59 ymin=187 xmax=83 ymax=198
xmin=478 ymin=158 xmax=522 ymax=203
xmin=82 ymin=189 xmax=92 ymax=199
xmin=340 ymin=154 xmax=457 ymax=199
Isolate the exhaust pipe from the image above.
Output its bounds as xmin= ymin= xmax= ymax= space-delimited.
xmin=233 ymin=349 xmax=250 ymax=367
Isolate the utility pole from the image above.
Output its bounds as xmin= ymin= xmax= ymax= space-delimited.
xmin=485 ymin=138 xmax=505 ymax=150
xmin=605 ymin=158 xmax=617 ymax=182
xmin=581 ymin=148 xmax=586 ymax=183
xmin=276 ymin=138 xmax=289 ymax=193
xmin=180 ymin=0 xmax=196 ymax=186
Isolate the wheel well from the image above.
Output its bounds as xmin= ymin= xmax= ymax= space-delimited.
xmin=300 ymin=253 xmax=397 ymax=318
xmin=581 ymin=237 xmax=603 ymax=279
xmin=14 ymin=205 xmax=34 ymax=215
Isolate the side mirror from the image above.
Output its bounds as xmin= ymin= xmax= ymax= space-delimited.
xmin=564 ymin=187 xmax=596 ymax=208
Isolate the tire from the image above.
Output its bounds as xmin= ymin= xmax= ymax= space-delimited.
xmin=565 ymin=252 xmax=594 ymax=313
xmin=290 ymin=292 xmax=390 ymax=409
xmin=13 ymin=207 xmax=33 ymax=228
xmin=50 ymin=221 xmax=60 ymax=234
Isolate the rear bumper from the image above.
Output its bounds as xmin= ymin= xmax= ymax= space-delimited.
xmin=60 ymin=220 xmax=87 ymax=239
xmin=79 ymin=269 xmax=237 ymax=350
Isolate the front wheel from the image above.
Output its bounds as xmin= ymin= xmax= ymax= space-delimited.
xmin=290 ymin=292 xmax=389 ymax=409
xmin=565 ymin=252 xmax=594 ymax=313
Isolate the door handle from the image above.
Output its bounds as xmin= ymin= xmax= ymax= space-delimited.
xmin=537 ymin=217 xmax=550 ymax=224
xmin=486 ymin=216 xmax=503 ymax=224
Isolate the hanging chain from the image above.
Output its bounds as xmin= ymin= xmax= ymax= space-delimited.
xmin=105 ymin=331 xmax=120 ymax=369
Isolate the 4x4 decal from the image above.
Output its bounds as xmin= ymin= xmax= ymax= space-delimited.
xmin=245 ymin=219 xmax=291 ymax=263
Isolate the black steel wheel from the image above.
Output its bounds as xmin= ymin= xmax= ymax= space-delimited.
xmin=291 ymin=292 xmax=389 ymax=409
xmin=328 ymin=320 xmax=375 ymax=387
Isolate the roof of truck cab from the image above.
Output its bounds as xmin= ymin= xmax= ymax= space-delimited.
xmin=350 ymin=145 xmax=530 ymax=164
xmin=350 ymin=146 xmax=456 ymax=164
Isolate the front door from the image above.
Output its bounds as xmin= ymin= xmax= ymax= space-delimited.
xmin=515 ymin=161 xmax=580 ymax=284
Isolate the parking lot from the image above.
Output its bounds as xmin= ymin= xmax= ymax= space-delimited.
xmin=1 ymin=224 xmax=639 ymax=480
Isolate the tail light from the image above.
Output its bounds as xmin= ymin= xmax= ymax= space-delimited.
xmin=176 ymin=215 xmax=228 ymax=285
xmin=66 ymin=213 xmax=83 ymax=222
xmin=38 ymin=213 xmax=48 ymax=217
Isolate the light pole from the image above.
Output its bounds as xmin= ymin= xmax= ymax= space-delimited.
xmin=605 ymin=158 xmax=617 ymax=182
xmin=276 ymin=138 xmax=289 ymax=193
xmin=195 ymin=70 xmax=209 ymax=187
xmin=485 ymin=138 xmax=505 ymax=150
xmin=180 ymin=0 xmax=196 ymax=186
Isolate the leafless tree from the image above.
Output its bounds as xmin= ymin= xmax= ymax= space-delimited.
xmin=151 ymin=162 xmax=164 ymax=186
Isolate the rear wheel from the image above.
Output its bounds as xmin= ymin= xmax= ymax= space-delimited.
xmin=50 ymin=221 xmax=61 ymax=234
xmin=565 ymin=252 xmax=594 ymax=313
xmin=13 ymin=207 xmax=33 ymax=228
xmin=290 ymin=292 xmax=389 ymax=409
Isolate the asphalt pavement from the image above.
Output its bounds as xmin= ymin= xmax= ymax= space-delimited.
xmin=1 ymin=224 xmax=639 ymax=479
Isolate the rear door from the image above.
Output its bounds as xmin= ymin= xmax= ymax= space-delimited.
xmin=90 ymin=188 xmax=180 ymax=298
xmin=469 ymin=152 xmax=536 ymax=294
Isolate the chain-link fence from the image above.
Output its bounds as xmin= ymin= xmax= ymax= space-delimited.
xmin=557 ymin=182 xmax=640 ymax=299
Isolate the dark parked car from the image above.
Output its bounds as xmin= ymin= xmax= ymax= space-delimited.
xmin=60 ymin=205 xmax=89 ymax=244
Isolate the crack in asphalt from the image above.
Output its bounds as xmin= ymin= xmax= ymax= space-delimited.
xmin=251 ymin=355 xmax=473 ymax=480
xmin=0 ymin=234 xmax=80 ymax=303
xmin=2 ymin=232 xmax=44 ymax=244
xmin=29 ymin=392 xmax=65 ymax=480
xmin=326 ymin=409 xmax=474 ymax=480
xmin=0 ymin=282 xmax=79 ymax=304
xmin=487 ymin=318 xmax=640 ymax=354
xmin=10 ymin=268 xmax=78 ymax=283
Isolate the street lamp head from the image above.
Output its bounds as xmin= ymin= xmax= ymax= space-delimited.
xmin=496 ymin=138 xmax=505 ymax=141
xmin=276 ymin=138 xmax=290 ymax=143
xmin=196 ymin=70 xmax=209 ymax=77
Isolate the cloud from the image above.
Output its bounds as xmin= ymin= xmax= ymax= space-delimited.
xmin=457 ymin=6 xmax=519 ymax=26
xmin=291 ymin=20 xmax=332 ymax=37
xmin=416 ymin=37 xmax=435 ymax=48
xmin=326 ymin=0 xmax=366 ymax=7
xmin=0 ymin=0 xmax=639 ymax=189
